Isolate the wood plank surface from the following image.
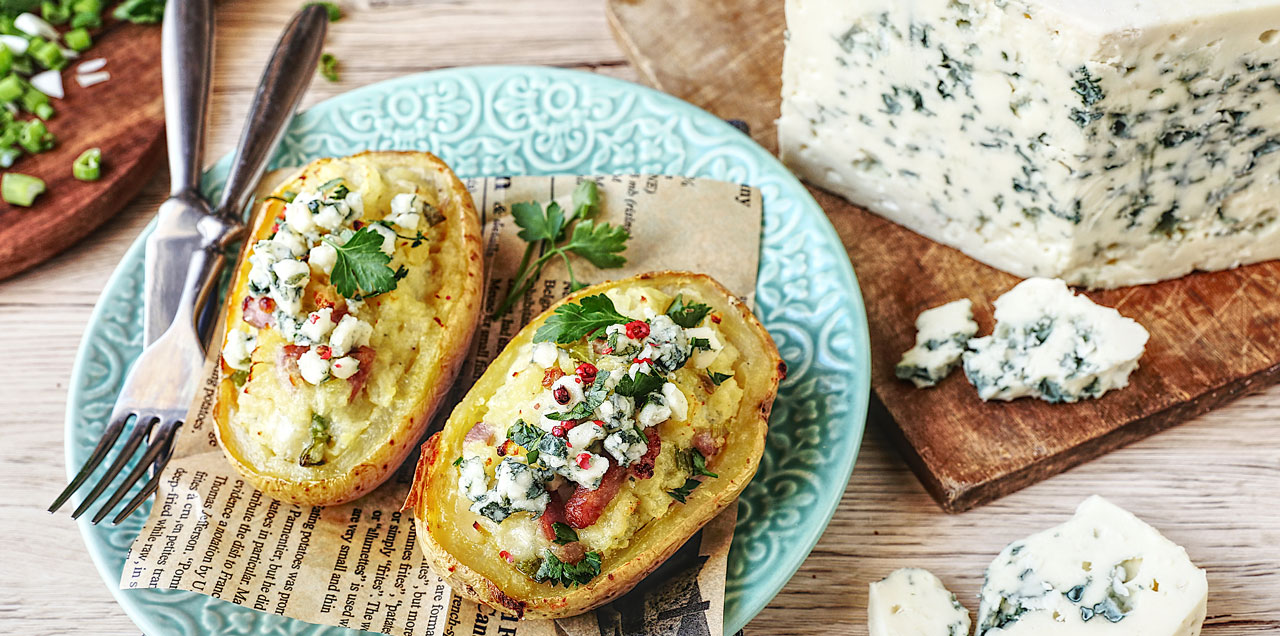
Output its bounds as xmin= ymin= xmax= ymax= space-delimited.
xmin=1 ymin=1 xmax=1277 ymax=635
xmin=608 ymin=0 xmax=1280 ymax=513
xmin=0 ymin=16 xmax=165 ymax=280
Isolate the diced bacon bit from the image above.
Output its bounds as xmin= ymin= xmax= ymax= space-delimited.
xmin=496 ymin=440 xmax=518 ymax=457
xmin=317 ymin=345 xmax=332 ymax=360
xmin=629 ymin=428 xmax=661 ymax=480
xmin=565 ymin=463 xmax=627 ymax=529
xmin=464 ymin=422 xmax=495 ymax=444
xmin=353 ymin=220 xmax=364 ymax=230
xmin=279 ymin=344 xmax=309 ymax=387
xmin=314 ymin=292 xmax=337 ymax=309
xmin=346 ymin=346 xmax=376 ymax=400
xmin=539 ymin=493 xmax=568 ymax=541
xmin=575 ymin=453 xmax=592 ymax=469
xmin=241 ymin=296 xmax=275 ymax=328
xmin=553 ymin=541 xmax=586 ymax=565
xmin=625 ymin=320 xmax=650 ymax=340
xmin=575 ymin=362 xmax=598 ymax=384
xmin=710 ymin=314 xmax=721 ymax=324
xmin=499 ymin=550 xmax=514 ymax=563
xmin=472 ymin=521 xmax=483 ymax=532
xmin=542 ymin=367 xmax=565 ymax=388
xmin=693 ymin=431 xmax=719 ymax=459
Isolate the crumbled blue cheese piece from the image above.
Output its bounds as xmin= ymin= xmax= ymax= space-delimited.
xmin=636 ymin=399 xmax=672 ymax=429
xmin=493 ymin=458 xmax=549 ymax=516
xmin=660 ymin=382 xmax=688 ymax=421
xmin=644 ymin=314 xmax=691 ymax=373
xmin=603 ymin=428 xmax=648 ymax=466
xmin=868 ymin=568 xmax=970 ymax=636
xmin=297 ymin=348 xmax=331 ymax=385
xmin=779 ymin=0 xmax=1280 ymax=288
xmin=221 ymin=328 xmax=258 ymax=371
xmin=329 ymin=314 xmax=373 ymax=357
xmin=531 ymin=341 xmax=559 ymax=368
xmin=388 ymin=192 xmax=424 ymax=230
xmin=457 ymin=456 xmax=488 ymax=501
xmin=963 ymin=278 xmax=1148 ymax=403
xmin=308 ymin=242 xmax=337 ymax=276
xmin=370 ymin=222 xmax=397 ymax=256
xmin=896 ymin=299 xmax=978 ymax=388
xmin=684 ymin=325 xmax=724 ymax=368
xmin=561 ymin=451 xmax=609 ymax=490
xmin=977 ymin=496 xmax=1207 ymax=635
xmin=567 ymin=421 xmax=606 ymax=451
xmin=299 ymin=307 xmax=336 ymax=344
xmin=330 ymin=355 xmax=360 ymax=380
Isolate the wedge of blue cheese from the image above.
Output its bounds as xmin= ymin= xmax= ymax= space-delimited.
xmin=869 ymin=568 xmax=971 ymax=636
xmin=896 ymin=299 xmax=978 ymax=388
xmin=963 ymin=278 xmax=1147 ymax=403
xmin=977 ymin=496 xmax=1208 ymax=635
xmin=780 ymin=0 xmax=1280 ymax=288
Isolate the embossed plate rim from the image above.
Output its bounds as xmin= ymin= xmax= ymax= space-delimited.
xmin=65 ymin=65 xmax=871 ymax=635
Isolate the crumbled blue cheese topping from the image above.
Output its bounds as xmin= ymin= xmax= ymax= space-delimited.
xmin=869 ymin=568 xmax=970 ymax=636
xmin=780 ymin=0 xmax=1280 ymax=288
xmin=977 ymin=496 xmax=1208 ymax=635
xmin=896 ymin=299 xmax=978 ymax=388
xmin=221 ymin=328 xmax=258 ymax=371
xmin=963 ymin=278 xmax=1148 ymax=403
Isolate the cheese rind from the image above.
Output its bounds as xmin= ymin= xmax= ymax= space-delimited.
xmin=869 ymin=568 xmax=971 ymax=636
xmin=896 ymin=299 xmax=978 ymax=388
xmin=977 ymin=495 xmax=1208 ymax=635
xmin=780 ymin=0 xmax=1280 ymax=288
xmin=962 ymin=278 xmax=1147 ymax=402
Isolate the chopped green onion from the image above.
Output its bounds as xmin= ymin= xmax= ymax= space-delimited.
xmin=40 ymin=1 xmax=68 ymax=24
xmin=64 ymin=27 xmax=89 ymax=51
xmin=304 ymin=1 xmax=340 ymax=22
xmin=29 ymin=38 xmax=64 ymax=70
xmin=72 ymin=146 xmax=100 ymax=181
xmin=2 ymin=171 xmax=45 ymax=206
xmin=113 ymin=0 xmax=164 ymax=24
xmin=318 ymin=51 xmax=338 ymax=82
xmin=0 ymin=44 xmax=12 ymax=76
xmin=22 ymin=85 xmax=48 ymax=113
xmin=32 ymin=100 xmax=51 ymax=119
xmin=17 ymin=118 xmax=51 ymax=153
xmin=0 ymin=74 xmax=22 ymax=101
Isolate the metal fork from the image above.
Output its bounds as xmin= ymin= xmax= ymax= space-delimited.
xmin=48 ymin=5 xmax=329 ymax=524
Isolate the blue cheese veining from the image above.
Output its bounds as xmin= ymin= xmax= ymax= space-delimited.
xmin=869 ymin=568 xmax=971 ymax=636
xmin=977 ymin=495 xmax=1208 ymax=635
xmin=963 ymin=278 xmax=1147 ymax=402
xmin=896 ymin=299 xmax=978 ymax=388
xmin=780 ymin=0 xmax=1280 ymax=287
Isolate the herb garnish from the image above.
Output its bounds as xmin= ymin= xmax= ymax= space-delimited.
xmin=691 ymin=448 xmax=718 ymax=478
xmin=319 ymin=51 xmax=340 ymax=82
xmin=451 ymin=456 xmax=464 ymax=467
xmin=708 ymin=371 xmax=733 ymax=386
xmin=535 ymin=549 xmax=602 ymax=587
xmin=324 ymin=227 xmax=405 ymax=299
xmin=667 ymin=478 xmax=701 ymax=504
xmin=299 ymin=414 xmax=331 ymax=467
xmin=551 ymin=522 xmax=579 ymax=545
xmin=665 ymin=294 xmax=712 ymax=328
xmin=507 ymin=420 xmax=546 ymax=464
xmin=491 ymin=181 xmax=630 ymax=317
xmin=533 ymin=294 xmax=631 ymax=344
xmin=544 ymin=375 xmax=610 ymax=421
xmin=668 ymin=449 xmax=716 ymax=502
xmin=614 ymin=371 xmax=664 ymax=402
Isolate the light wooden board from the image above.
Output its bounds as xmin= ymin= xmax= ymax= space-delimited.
xmin=608 ymin=0 xmax=1280 ymax=513
xmin=0 ymin=16 xmax=165 ymax=280
xmin=3 ymin=1 xmax=1277 ymax=635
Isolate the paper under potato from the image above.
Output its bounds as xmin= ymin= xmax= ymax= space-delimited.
xmin=214 ymin=151 xmax=484 ymax=506
xmin=405 ymin=271 xmax=783 ymax=619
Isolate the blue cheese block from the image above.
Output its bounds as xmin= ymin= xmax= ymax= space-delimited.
xmin=896 ymin=299 xmax=978 ymax=388
xmin=780 ymin=0 xmax=1280 ymax=288
xmin=978 ymin=496 xmax=1208 ymax=635
xmin=963 ymin=278 xmax=1147 ymax=402
xmin=869 ymin=568 xmax=971 ymax=636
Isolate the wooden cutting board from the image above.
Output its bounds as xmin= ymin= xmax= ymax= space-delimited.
xmin=0 ymin=17 xmax=164 ymax=280
xmin=607 ymin=0 xmax=1280 ymax=513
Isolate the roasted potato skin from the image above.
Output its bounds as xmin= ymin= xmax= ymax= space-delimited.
xmin=214 ymin=151 xmax=484 ymax=506
xmin=405 ymin=271 xmax=783 ymax=620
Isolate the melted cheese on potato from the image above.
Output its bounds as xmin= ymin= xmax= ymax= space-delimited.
xmin=458 ymin=286 xmax=744 ymax=563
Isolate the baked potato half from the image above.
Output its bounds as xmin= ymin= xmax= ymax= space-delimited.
xmin=405 ymin=271 xmax=783 ymax=619
xmin=214 ymin=151 xmax=483 ymax=506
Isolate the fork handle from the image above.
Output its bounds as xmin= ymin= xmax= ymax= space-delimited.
xmin=215 ymin=5 xmax=329 ymax=221
xmin=162 ymin=0 xmax=215 ymax=197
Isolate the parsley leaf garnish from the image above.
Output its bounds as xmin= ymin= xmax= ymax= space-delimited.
xmin=452 ymin=456 xmax=464 ymax=467
xmin=614 ymin=372 xmax=664 ymax=402
xmin=666 ymin=294 xmax=712 ymax=328
xmin=709 ymin=371 xmax=733 ymax=386
xmin=667 ymin=478 xmax=701 ymax=503
xmin=691 ymin=448 xmax=718 ymax=478
xmin=533 ymin=294 xmax=631 ymax=344
xmin=551 ymin=523 xmax=579 ymax=545
xmin=535 ymin=549 xmax=602 ymax=587
xmin=325 ymin=227 xmax=400 ymax=299
xmin=544 ymin=375 xmax=610 ymax=421
xmin=492 ymin=181 xmax=631 ymax=317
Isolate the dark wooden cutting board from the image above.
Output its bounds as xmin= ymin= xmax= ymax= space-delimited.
xmin=0 ymin=17 xmax=164 ymax=280
xmin=607 ymin=0 xmax=1280 ymax=512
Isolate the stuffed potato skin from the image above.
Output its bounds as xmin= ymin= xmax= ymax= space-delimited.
xmin=406 ymin=271 xmax=783 ymax=619
xmin=214 ymin=151 xmax=483 ymax=506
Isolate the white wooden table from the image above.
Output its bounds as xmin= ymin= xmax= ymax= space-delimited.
xmin=2 ymin=1 xmax=1277 ymax=633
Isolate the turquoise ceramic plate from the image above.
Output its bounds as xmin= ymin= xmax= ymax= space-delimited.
xmin=65 ymin=66 xmax=870 ymax=635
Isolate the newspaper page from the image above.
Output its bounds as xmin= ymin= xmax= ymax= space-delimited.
xmin=120 ymin=174 xmax=763 ymax=636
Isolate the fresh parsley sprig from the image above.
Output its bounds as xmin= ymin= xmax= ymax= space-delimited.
xmin=666 ymin=294 xmax=712 ymax=328
xmin=668 ymin=449 xmax=717 ymax=502
xmin=492 ymin=181 xmax=629 ymax=318
xmin=535 ymin=549 xmax=602 ymax=587
xmin=325 ymin=227 xmax=405 ymax=299
xmin=551 ymin=523 xmax=579 ymax=545
xmin=533 ymin=294 xmax=631 ymax=344
xmin=614 ymin=371 xmax=664 ymax=402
